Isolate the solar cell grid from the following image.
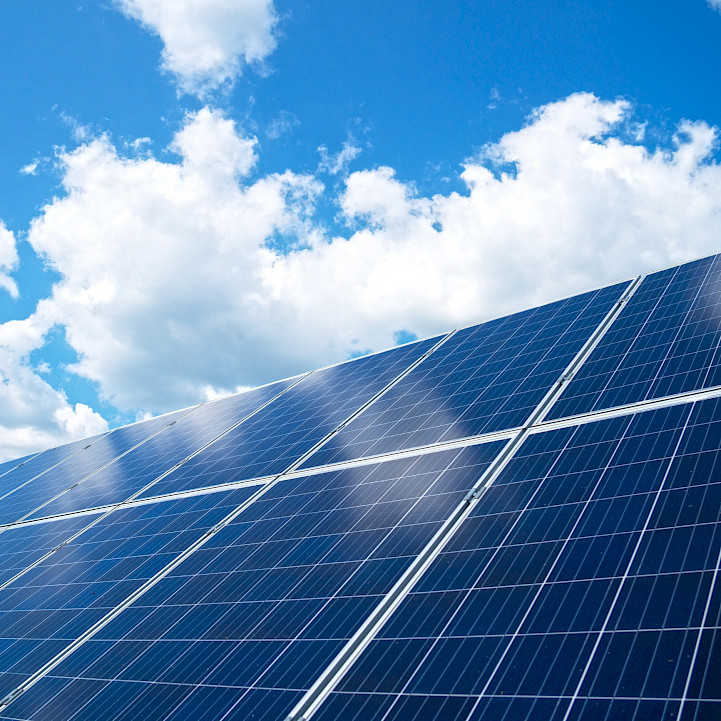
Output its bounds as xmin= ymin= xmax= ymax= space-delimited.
xmin=0 ymin=486 xmax=258 ymax=703
xmin=140 ymin=336 xmax=440 ymax=499
xmin=0 ymin=436 xmax=107 ymax=510
xmin=0 ymin=516 xmax=100 ymax=589
xmin=0 ymin=409 xmax=194 ymax=527
xmin=550 ymin=253 xmax=721 ymax=420
xmin=311 ymin=397 xmax=721 ymax=721
xmin=0 ymin=441 xmax=506 ymax=721
xmin=0 ymin=253 xmax=720 ymax=721
xmin=21 ymin=377 xmax=297 ymax=522
xmin=303 ymin=282 xmax=628 ymax=469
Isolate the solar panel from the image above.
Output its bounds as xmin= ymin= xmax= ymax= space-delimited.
xmin=0 ymin=409 xmax=195 ymax=527
xmin=549 ymin=254 xmax=721 ymax=420
xmin=302 ymin=282 xmax=628 ymax=469
xmin=138 ymin=336 xmax=440 ymax=499
xmin=0 ymin=486 xmax=259 ymax=702
xmin=309 ymin=398 xmax=721 ymax=721
xmin=0 ymin=254 xmax=719 ymax=721
xmin=19 ymin=377 xmax=300 ymax=522
xmin=0 ymin=442 xmax=504 ymax=721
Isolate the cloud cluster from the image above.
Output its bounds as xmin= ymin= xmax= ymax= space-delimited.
xmin=114 ymin=0 xmax=278 ymax=95
xmin=0 ymin=221 xmax=19 ymax=299
xmin=0 ymin=311 xmax=108 ymax=462
xmin=3 ymin=93 xmax=721 ymax=460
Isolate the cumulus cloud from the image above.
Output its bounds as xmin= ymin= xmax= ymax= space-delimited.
xmin=114 ymin=0 xmax=278 ymax=95
xmin=709 ymin=0 xmax=721 ymax=13
xmin=28 ymin=107 xmax=321 ymax=413
xmin=0 ymin=310 xmax=108 ymax=461
xmin=13 ymin=92 xmax=721 ymax=446
xmin=0 ymin=221 xmax=19 ymax=299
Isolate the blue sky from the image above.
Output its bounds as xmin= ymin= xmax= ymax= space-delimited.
xmin=0 ymin=0 xmax=720 ymax=460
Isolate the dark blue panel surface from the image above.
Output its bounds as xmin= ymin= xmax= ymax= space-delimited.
xmin=312 ymin=397 xmax=721 ymax=721
xmin=0 ymin=437 xmax=107 ymax=509
xmin=0 ymin=515 xmax=99 ymax=588
xmin=140 ymin=337 xmax=439 ymax=498
xmin=550 ymin=254 xmax=721 ymax=419
xmin=0 ymin=409 xmax=194 ymax=527
xmin=0 ymin=486 xmax=258 ymax=702
xmin=3 ymin=442 xmax=506 ymax=721
xmin=302 ymin=282 xmax=628 ymax=469
xmin=23 ymin=379 xmax=296 ymax=522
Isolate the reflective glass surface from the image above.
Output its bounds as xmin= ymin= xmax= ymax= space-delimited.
xmin=313 ymin=398 xmax=721 ymax=721
xmin=24 ymin=379 xmax=295 ymax=521
xmin=0 ymin=487 xmax=257 ymax=701
xmin=550 ymin=254 xmax=721 ymax=420
xmin=304 ymin=282 xmax=627 ymax=468
xmin=141 ymin=338 xmax=439 ymax=498
xmin=2 ymin=443 xmax=505 ymax=721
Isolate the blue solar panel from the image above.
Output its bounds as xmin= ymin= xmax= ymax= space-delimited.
xmin=0 ymin=436 xmax=107 ymax=506
xmin=549 ymin=253 xmax=721 ymax=420
xmin=0 ymin=409 xmax=196 ymax=527
xmin=302 ymin=282 xmax=628 ymax=469
xmin=310 ymin=397 xmax=721 ymax=721
xmin=21 ymin=378 xmax=297 ymax=522
xmin=0 ymin=516 xmax=100 ymax=588
xmin=0 ymin=486 xmax=258 ymax=701
xmin=139 ymin=337 xmax=440 ymax=499
xmin=0 ymin=442 xmax=506 ymax=721
xmin=1 ymin=254 xmax=721 ymax=721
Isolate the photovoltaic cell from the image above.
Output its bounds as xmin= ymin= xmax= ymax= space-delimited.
xmin=302 ymin=282 xmax=628 ymax=469
xmin=140 ymin=337 xmax=440 ymax=498
xmin=22 ymin=378 xmax=297 ymax=522
xmin=311 ymin=397 xmax=721 ymax=721
xmin=0 ymin=486 xmax=258 ymax=702
xmin=0 ymin=442 xmax=506 ymax=721
xmin=549 ymin=254 xmax=721 ymax=420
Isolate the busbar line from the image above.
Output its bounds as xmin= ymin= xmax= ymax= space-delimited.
xmin=9 ymin=379 xmax=721 ymax=534
xmin=284 ymin=274 xmax=646 ymax=721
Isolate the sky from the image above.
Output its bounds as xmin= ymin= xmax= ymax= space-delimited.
xmin=0 ymin=0 xmax=721 ymax=461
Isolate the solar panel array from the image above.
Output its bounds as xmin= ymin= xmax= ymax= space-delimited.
xmin=0 ymin=255 xmax=719 ymax=721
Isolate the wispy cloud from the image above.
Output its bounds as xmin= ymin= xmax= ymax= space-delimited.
xmin=317 ymin=139 xmax=362 ymax=175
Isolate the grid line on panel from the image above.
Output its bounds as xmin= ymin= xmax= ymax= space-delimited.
xmin=8 ymin=378 xmax=721 ymax=539
xmin=0 ymin=450 xmax=43 ymax=483
xmin=0 ymin=438 xmax=103 ymax=506
xmin=0 ymin=330 xmax=457 ymax=713
xmin=677 ymin=537 xmax=721 ymax=720
xmin=285 ymin=274 xmax=645 ymax=721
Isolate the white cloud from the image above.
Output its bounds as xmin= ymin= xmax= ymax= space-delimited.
xmin=709 ymin=0 xmax=721 ymax=13
xmin=20 ymin=162 xmax=39 ymax=176
xmin=0 ymin=221 xmax=19 ymax=299
xmin=318 ymin=140 xmax=362 ymax=176
xmin=114 ymin=0 xmax=278 ymax=95
xmin=0 ymin=311 xmax=108 ymax=461
xmin=28 ymin=107 xmax=321 ymax=413
xmin=12 ymin=92 xmax=721 ymax=445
